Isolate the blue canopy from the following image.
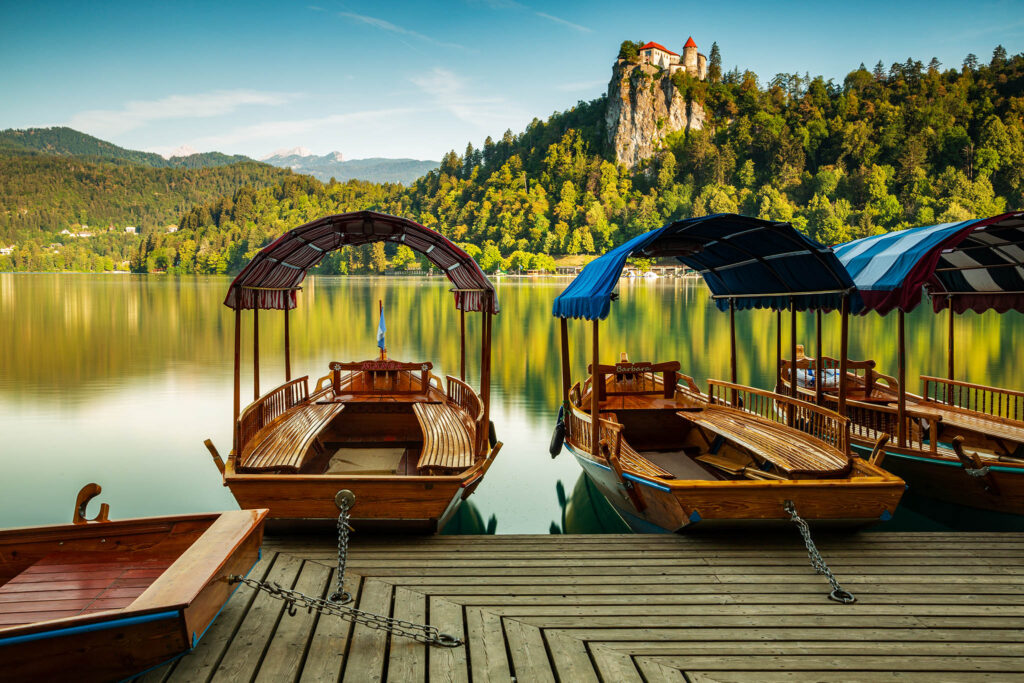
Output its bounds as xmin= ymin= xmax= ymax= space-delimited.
xmin=552 ymin=214 xmax=858 ymax=320
xmin=833 ymin=212 xmax=1024 ymax=315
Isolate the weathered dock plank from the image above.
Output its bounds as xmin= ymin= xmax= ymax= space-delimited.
xmin=153 ymin=533 xmax=1024 ymax=682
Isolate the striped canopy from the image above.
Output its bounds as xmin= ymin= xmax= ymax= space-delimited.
xmin=224 ymin=211 xmax=499 ymax=313
xmin=552 ymin=214 xmax=858 ymax=321
xmin=833 ymin=212 xmax=1024 ymax=315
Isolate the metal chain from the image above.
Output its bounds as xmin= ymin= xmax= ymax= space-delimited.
xmin=231 ymin=576 xmax=462 ymax=646
xmin=783 ymin=500 xmax=856 ymax=604
xmin=330 ymin=492 xmax=353 ymax=604
xmin=230 ymin=489 xmax=463 ymax=648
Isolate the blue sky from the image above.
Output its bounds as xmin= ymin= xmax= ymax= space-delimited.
xmin=1 ymin=1 xmax=1022 ymax=160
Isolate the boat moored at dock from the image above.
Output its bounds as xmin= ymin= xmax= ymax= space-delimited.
xmin=0 ymin=484 xmax=266 ymax=682
xmin=551 ymin=214 xmax=904 ymax=532
xmin=213 ymin=211 xmax=502 ymax=532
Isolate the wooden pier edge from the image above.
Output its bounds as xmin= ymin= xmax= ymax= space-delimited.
xmin=137 ymin=532 xmax=1024 ymax=682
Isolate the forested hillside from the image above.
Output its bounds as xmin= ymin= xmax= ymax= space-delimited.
xmin=0 ymin=127 xmax=251 ymax=168
xmin=3 ymin=45 xmax=1022 ymax=274
xmin=0 ymin=155 xmax=291 ymax=271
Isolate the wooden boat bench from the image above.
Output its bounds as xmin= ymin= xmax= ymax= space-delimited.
xmin=0 ymin=551 xmax=173 ymax=627
xmin=922 ymin=403 xmax=1024 ymax=447
xmin=680 ymin=407 xmax=851 ymax=477
xmin=239 ymin=402 xmax=345 ymax=473
xmin=600 ymin=412 xmax=675 ymax=480
xmin=412 ymin=402 xmax=475 ymax=473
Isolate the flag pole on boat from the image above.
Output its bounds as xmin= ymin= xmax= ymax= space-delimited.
xmin=377 ymin=299 xmax=386 ymax=361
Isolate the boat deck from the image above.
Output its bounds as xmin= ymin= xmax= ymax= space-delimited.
xmin=139 ymin=532 xmax=1024 ymax=682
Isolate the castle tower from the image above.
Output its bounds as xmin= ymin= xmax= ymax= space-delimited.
xmin=682 ymin=36 xmax=699 ymax=76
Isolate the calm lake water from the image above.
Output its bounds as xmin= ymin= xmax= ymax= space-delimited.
xmin=2 ymin=273 xmax=1023 ymax=533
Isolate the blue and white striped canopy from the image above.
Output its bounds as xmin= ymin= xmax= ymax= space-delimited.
xmin=552 ymin=214 xmax=858 ymax=320
xmin=834 ymin=212 xmax=1024 ymax=314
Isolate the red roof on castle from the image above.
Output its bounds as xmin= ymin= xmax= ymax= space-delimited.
xmin=684 ymin=36 xmax=697 ymax=48
xmin=639 ymin=41 xmax=677 ymax=56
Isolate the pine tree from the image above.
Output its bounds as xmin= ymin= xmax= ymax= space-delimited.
xmin=708 ymin=42 xmax=722 ymax=83
xmin=992 ymin=45 xmax=1008 ymax=67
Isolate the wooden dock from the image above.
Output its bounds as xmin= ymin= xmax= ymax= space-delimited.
xmin=140 ymin=532 xmax=1024 ymax=682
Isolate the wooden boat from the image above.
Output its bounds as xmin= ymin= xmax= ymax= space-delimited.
xmin=775 ymin=211 xmax=1024 ymax=515
xmin=780 ymin=351 xmax=1024 ymax=515
xmin=561 ymin=361 xmax=903 ymax=531
xmin=212 ymin=211 xmax=502 ymax=532
xmin=0 ymin=484 xmax=266 ymax=682
xmin=551 ymin=214 xmax=905 ymax=532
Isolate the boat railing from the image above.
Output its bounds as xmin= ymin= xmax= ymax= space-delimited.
xmin=707 ymin=380 xmax=850 ymax=455
xmin=446 ymin=375 xmax=486 ymax=454
xmin=922 ymin=376 xmax=1024 ymax=424
xmin=236 ymin=376 xmax=309 ymax=454
xmin=564 ymin=399 xmax=624 ymax=460
xmin=587 ymin=361 xmax=680 ymax=400
xmin=844 ymin=398 xmax=941 ymax=452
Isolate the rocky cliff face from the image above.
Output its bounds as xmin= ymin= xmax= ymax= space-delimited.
xmin=605 ymin=61 xmax=705 ymax=168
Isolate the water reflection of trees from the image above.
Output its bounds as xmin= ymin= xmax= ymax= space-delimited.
xmin=3 ymin=274 xmax=1023 ymax=408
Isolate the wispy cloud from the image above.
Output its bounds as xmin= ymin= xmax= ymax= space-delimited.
xmin=336 ymin=11 xmax=470 ymax=50
xmin=174 ymin=107 xmax=424 ymax=150
xmin=477 ymin=0 xmax=591 ymax=33
xmin=69 ymin=90 xmax=296 ymax=136
xmin=534 ymin=11 xmax=590 ymax=33
xmin=411 ymin=67 xmax=525 ymax=130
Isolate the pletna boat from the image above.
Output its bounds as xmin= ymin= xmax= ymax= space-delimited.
xmin=776 ymin=212 xmax=1024 ymax=514
xmin=550 ymin=214 xmax=904 ymax=532
xmin=0 ymin=484 xmax=266 ymax=682
xmin=211 ymin=211 xmax=502 ymax=532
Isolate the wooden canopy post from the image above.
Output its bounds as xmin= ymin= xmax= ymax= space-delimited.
xmin=283 ymin=306 xmax=291 ymax=382
xmin=729 ymin=298 xmax=737 ymax=384
xmin=789 ymin=299 xmax=798 ymax=400
xmin=815 ymin=308 xmax=824 ymax=406
xmin=947 ymin=300 xmax=955 ymax=382
xmin=252 ymin=307 xmax=260 ymax=400
xmin=460 ymin=308 xmax=466 ymax=382
xmin=729 ymin=298 xmax=738 ymax=406
xmin=233 ymin=307 xmax=241 ymax=433
xmin=559 ymin=317 xmax=571 ymax=403
xmin=480 ymin=293 xmax=493 ymax=440
xmin=897 ymin=309 xmax=907 ymax=447
xmin=838 ymin=295 xmax=850 ymax=417
xmin=591 ymin=319 xmax=601 ymax=455
xmin=775 ymin=310 xmax=782 ymax=387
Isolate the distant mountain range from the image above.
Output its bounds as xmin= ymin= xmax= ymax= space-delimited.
xmin=0 ymin=127 xmax=440 ymax=184
xmin=260 ymin=150 xmax=439 ymax=185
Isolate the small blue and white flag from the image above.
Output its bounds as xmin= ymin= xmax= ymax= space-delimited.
xmin=376 ymin=306 xmax=386 ymax=351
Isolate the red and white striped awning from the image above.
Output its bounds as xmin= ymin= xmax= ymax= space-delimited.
xmin=224 ymin=211 xmax=499 ymax=313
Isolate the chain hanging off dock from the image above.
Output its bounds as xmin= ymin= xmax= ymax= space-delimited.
xmin=230 ymin=490 xmax=463 ymax=648
xmin=783 ymin=500 xmax=856 ymax=604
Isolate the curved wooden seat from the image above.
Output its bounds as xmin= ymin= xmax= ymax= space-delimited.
xmin=683 ymin=406 xmax=851 ymax=477
xmin=413 ymin=402 xmax=475 ymax=472
xmin=239 ymin=402 xmax=345 ymax=473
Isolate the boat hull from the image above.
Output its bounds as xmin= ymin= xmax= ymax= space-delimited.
xmin=851 ymin=440 xmax=1024 ymax=515
xmin=0 ymin=510 xmax=266 ymax=682
xmin=225 ymin=463 xmax=467 ymax=533
xmin=569 ymin=445 xmax=902 ymax=533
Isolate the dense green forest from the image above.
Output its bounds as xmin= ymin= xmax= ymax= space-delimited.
xmin=3 ymin=44 xmax=1022 ymax=274
xmin=0 ymin=127 xmax=252 ymax=168
xmin=0 ymin=154 xmax=291 ymax=271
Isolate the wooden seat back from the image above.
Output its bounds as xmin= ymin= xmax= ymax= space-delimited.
xmin=330 ymin=360 xmax=432 ymax=395
xmin=587 ymin=358 xmax=681 ymax=401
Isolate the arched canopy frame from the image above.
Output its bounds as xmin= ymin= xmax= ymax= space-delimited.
xmin=551 ymin=214 xmax=858 ymax=321
xmin=833 ymin=212 xmax=1024 ymax=316
xmin=224 ymin=210 xmax=499 ymax=314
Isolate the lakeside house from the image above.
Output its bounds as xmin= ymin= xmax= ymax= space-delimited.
xmin=125 ymin=226 xmax=137 ymax=234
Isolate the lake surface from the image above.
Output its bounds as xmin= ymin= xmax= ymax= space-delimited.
xmin=2 ymin=273 xmax=1023 ymax=533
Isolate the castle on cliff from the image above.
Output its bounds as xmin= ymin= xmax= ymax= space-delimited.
xmin=635 ymin=37 xmax=706 ymax=80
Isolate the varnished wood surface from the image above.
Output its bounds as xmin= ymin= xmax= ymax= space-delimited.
xmin=0 ymin=510 xmax=266 ymax=682
xmin=239 ymin=402 xmax=344 ymax=472
xmin=138 ymin=532 xmax=1024 ymax=683
xmin=412 ymin=402 xmax=475 ymax=471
